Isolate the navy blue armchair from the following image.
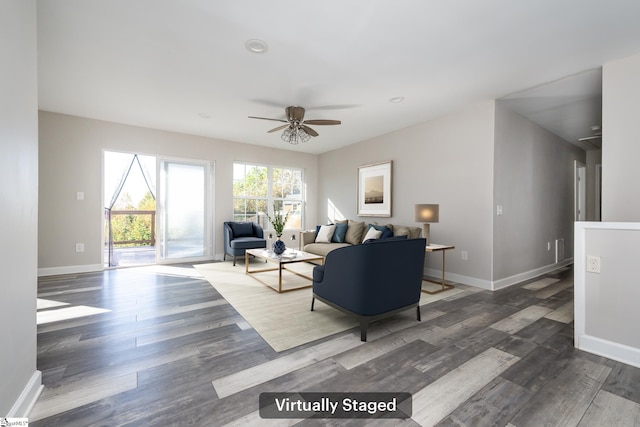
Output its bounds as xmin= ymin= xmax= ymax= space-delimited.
xmin=223 ymin=221 xmax=267 ymax=266
xmin=311 ymin=237 xmax=426 ymax=341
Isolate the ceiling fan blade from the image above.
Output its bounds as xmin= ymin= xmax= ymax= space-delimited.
xmin=301 ymin=125 xmax=319 ymax=137
xmin=267 ymin=124 xmax=290 ymax=133
xmin=248 ymin=116 xmax=287 ymax=123
xmin=286 ymin=106 xmax=305 ymax=122
xmin=578 ymin=135 xmax=602 ymax=142
xmin=303 ymin=119 xmax=341 ymax=125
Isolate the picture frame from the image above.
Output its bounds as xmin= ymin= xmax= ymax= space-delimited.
xmin=357 ymin=160 xmax=392 ymax=217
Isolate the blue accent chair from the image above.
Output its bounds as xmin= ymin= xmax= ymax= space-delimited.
xmin=223 ymin=221 xmax=267 ymax=266
xmin=311 ymin=237 xmax=426 ymax=341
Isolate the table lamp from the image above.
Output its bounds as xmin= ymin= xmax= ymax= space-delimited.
xmin=415 ymin=204 xmax=439 ymax=246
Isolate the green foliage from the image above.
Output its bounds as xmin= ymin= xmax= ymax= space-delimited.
xmin=110 ymin=191 xmax=156 ymax=246
xmin=266 ymin=205 xmax=289 ymax=237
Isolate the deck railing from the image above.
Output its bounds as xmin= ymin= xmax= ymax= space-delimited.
xmin=109 ymin=210 xmax=156 ymax=246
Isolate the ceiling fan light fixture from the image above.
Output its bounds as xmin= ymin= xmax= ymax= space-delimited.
xmin=281 ymin=126 xmax=310 ymax=144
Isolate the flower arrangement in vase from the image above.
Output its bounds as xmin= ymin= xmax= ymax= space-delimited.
xmin=266 ymin=206 xmax=290 ymax=255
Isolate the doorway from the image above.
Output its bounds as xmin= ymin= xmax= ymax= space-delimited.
xmin=103 ymin=151 xmax=214 ymax=267
xmin=157 ymin=158 xmax=215 ymax=262
xmin=575 ymin=161 xmax=586 ymax=221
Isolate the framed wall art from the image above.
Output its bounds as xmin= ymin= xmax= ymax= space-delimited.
xmin=357 ymin=160 xmax=392 ymax=217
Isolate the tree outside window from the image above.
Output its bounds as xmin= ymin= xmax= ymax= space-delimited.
xmin=233 ymin=163 xmax=304 ymax=232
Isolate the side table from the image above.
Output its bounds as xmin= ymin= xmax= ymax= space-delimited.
xmin=422 ymin=244 xmax=455 ymax=294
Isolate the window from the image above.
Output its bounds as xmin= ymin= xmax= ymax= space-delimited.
xmin=233 ymin=162 xmax=304 ymax=232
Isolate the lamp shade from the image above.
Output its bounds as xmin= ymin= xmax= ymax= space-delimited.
xmin=415 ymin=204 xmax=439 ymax=223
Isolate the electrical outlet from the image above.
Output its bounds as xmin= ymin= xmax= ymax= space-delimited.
xmin=547 ymin=242 xmax=551 ymax=251
xmin=461 ymin=250 xmax=468 ymax=260
xmin=75 ymin=243 xmax=85 ymax=253
xmin=586 ymin=255 xmax=601 ymax=273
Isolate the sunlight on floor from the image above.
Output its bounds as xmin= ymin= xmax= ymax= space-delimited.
xmin=37 ymin=298 xmax=70 ymax=309
xmin=132 ymin=264 xmax=205 ymax=278
xmin=37 ymin=305 xmax=111 ymax=325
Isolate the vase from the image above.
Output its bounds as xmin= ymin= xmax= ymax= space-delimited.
xmin=272 ymin=236 xmax=286 ymax=255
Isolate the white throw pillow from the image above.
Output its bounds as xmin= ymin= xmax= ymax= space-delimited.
xmin=362 ymin=227 xmax=382 ymax=242
xmin=315 ymin=225 xmax=336 ymax=243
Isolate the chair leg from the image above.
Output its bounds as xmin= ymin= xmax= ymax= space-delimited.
xmin=233 ymin=255 xmax=236 ymax=267
xmin=310 ymin=297 xmax=315 ymax=311
xmin=360 ymin=321 xmax=368 ymax=342
xmin=416 ymin=305 xmax=421 ymax=321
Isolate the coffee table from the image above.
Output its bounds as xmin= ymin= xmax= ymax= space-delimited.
xmin=245 ymin=249 xmax=324 ymax=293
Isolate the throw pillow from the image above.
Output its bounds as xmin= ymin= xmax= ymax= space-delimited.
xmin=361 ymin=227 xmax=382 ymax=243
xmin=393 ymin=225 xmax=411 ymax=238
xmin=230 ymin=222 xmax=253 ymax=237
xmin=315 ymin=225 xmax=336 ymax=243
xmin=369 ymin=224 xmax=393 ymax=239
xmin=345 ymin=220 xmax=365 ymax=245
xmin=332 ymin=223 xmax=348 ymax=243
xmin=364 ymin=234 xmax=407 ymax=244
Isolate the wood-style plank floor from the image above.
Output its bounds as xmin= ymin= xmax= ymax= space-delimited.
xmin=31 ymin=263 xmax=640 ymax=426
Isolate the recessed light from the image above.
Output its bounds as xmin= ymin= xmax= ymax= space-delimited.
xmin=389 ymin=96 xmax=405 ymax=103
xmin=245 ymin=39 xmax=268 ymax=53
xmin=198 ymin=113 xmax=211 ymax=119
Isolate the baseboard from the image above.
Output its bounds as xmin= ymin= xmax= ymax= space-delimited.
xmin=38 ymin=263 xmax=103 ymax=277
xmin=425 ymin=258 xmax=573 ymax=292
xmin=576 ymin=335 xmax=640 ymax=369
xmin=424 ymin=268 xmax=493 ymax=290
xmin=7 ymin=370 xmax=43 ymax=418
xmin=490 ymin=258 xmax=573 ymax=290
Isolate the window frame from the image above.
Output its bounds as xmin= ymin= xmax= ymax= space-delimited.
xmin=232 ymin=162 xmax=305 ymax=235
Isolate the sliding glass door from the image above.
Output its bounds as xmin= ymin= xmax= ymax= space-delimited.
xmin=158 ymin=158 xmax=214 ymax=262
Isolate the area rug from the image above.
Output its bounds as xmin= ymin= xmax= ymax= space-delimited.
xmin=195 ymin=260 xmax=462 ymax=352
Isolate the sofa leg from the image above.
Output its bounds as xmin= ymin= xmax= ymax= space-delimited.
xmin=310 ymin=297 xmax=315 ymax=311
xmin=360 ymin=321 xmax=368 ymax=342
xmin=416 ymin=306 xmax=421 ymax=321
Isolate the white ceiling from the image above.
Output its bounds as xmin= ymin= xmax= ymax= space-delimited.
xmin=37 ymin=1 xmax=640 ymax=154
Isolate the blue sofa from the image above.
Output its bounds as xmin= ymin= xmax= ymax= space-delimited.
xmin=311 ymin=237 xmax=426 ymax=341
xmin=223 ymin=221 xmax=267 ymax=266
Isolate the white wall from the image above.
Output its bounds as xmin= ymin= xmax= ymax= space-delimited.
xmin=318 ymin=101 xmax=496 ymax=287
xmin=602 ymin=52 xmax=640 ymax=221
xmin=574 ymin=52 xmax=640 ymax=366
xmin=493 ymin=102 xmax=585 ymax=284
xmin=575 ymin=223 xmax=640 ymax=368
xmin=0 ymin=0 xmax=42 ymax=416
xmin=38 ymin=112 xmax=318 ymax=274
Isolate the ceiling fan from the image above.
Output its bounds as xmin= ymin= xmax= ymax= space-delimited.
xmin=249 ymin=106 xmax=341 ymax=144
xmin=578 ymin=125 xmax=602 ymax=149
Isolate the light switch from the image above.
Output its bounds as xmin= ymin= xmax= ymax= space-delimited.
xmin=497 ymin=205 xmax=503 ymax=215
xmin=77 ymin=192 xmax=84 ymax=201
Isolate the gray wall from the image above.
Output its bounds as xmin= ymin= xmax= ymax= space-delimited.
xmin=38 ymin=112 xmax=319 ymax=274
xmin=493 ymin=102 xmax=585 ymax=282
xmin=0 ymin=0 xmax=41 ymax=415
xmin=318 ymin=100 xmax=584 ymax=289
xmin=602 ymin=52 xmax=640 ymax=221
xmin=318 ymin=101 xmax=497 ymax=287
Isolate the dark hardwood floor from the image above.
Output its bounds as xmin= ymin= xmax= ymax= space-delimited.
xmin=31 ymin=263 xmax=640 ymax=426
